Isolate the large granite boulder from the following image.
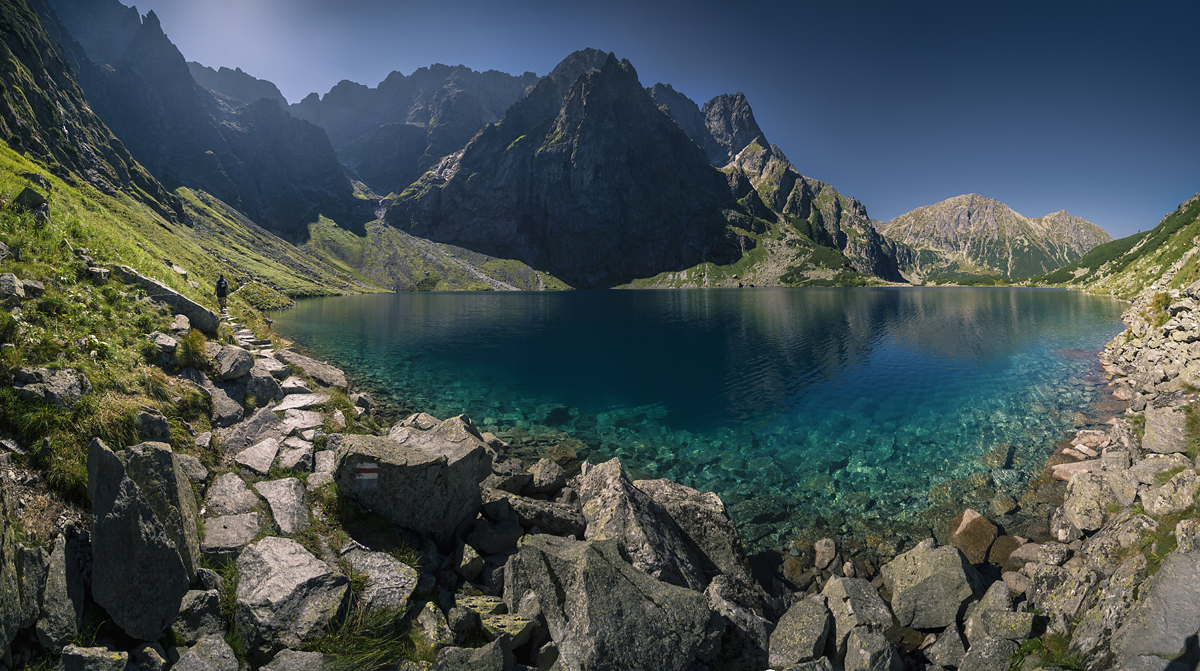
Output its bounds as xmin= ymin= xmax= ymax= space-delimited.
xmin=253 ymin=479 xmax=309 ymax=535
xmin=235 ymin=537 xmax=350 ymax=661
xmin=35 ymin=531 xmax=86 ymax=653
xmin=338 ymin=541 xmax=419 ymax=612
xmin=114 ymin=266 xmax=219 ymax=335
xmin=843 ymin=627 xmax=901 ymax=671
xmin=703 ymin=575 xmax=772 ymax=671
xmin=1111 ymin=550 xmax=1200 ymax=663
xmin=822 ymin=577 xmax=893 ymax=661
xmin=947 ymin=509 xmax=997 ymax=565
xmin=58 ymin=646 xmax=128 ymax=671
xmin=204 ymin=473 xmax=261 ymax=517
xmin=1064 ymin=472 xmax=1123 ymax=532
xmin=503 ymin=535 xmax=722 ymax=671
xmin=88 ymin=438 xmax=190 ymax=641
xmin=481 ymin=488 xmax=585 ymax=538
xmin=1140 ymin=469 xmax=1200 ymax=517
xmin=172 ymin=636 xmax=238 ymax=671
xmin=120 ymin=442 xmax=202 ymax=583
xmin=332 ymin=429 xmax=489 ymax=545
xmin=201 ymin=513 xmax=260 ymax=565
xmin=18 ymin=545 xmax=48 ymax=630
xmin=1071 ymin=554 xmax=1147 ymax=664
xmin=577 ymin=458 xmax=708 ymax=591
xmin=1142 ymin=406 xmax=1188 ymax=454
xmin=245 ymin=366 xmax=285 ymax=407
xmin=635 ymin=477 xmax=755 ymax=585
xmin=274 ymin=350 xmax=347 ymax=390
xmin=768 ymin=597 xmax=832 ymax=668
xmin=958 ymin=637 xmax=1018 ymax=671
xmin=171 ymin=590 xmax=225 ymax=644
xmin=1027 ymin=564 xmax=1101 ymax=634
xmin=880 ymin=540 xmax=979 ymax=629
xmin=14 ymin=367 xmax=91 ymax=409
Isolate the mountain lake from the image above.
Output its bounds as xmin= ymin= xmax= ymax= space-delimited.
xmin=269 ymin=287 xmax=1128 ymax=556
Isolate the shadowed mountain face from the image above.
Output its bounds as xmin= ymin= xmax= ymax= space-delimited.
xmin=289 ymin=62 xmax=541 ymax=196
xmin=2 ymin=0 xmax=176 ymax=216
xmin=877 ymin=194 xmax=1113 ymax=280
xmin=42 ymin=0 xmax=370 ymax=237
xmin=385 ymin=53 xmax=752 ymax=288
xmin=188 ymin=63 xmax=288 ymax=109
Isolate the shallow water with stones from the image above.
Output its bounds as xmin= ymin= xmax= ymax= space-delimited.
xmin=269 ymin=287 xmax=1127 ymax=557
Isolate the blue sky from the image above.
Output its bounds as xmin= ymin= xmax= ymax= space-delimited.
xmin=133 ymin=0 xmax=1199 ymax=239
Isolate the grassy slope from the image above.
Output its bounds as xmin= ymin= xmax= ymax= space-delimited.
xmin=1037 ymin=194 xmax=1200 ymax=298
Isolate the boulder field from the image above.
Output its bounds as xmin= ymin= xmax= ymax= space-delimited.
xmin=2 ymin=283 xmax=1200 ymax=670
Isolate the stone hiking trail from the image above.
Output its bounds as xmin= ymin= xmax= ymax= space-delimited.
xmin=3 ymin=269 xmax=1200 ymax=671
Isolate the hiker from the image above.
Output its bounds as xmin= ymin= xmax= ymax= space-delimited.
xmin=216 ymin=275 xmax=228 ymax=311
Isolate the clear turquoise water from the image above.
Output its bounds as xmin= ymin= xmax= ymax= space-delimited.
xmin=270 ymin=287 xmax=1127 ymax=554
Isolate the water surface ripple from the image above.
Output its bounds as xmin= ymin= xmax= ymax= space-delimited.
xmin=271 ymin=287 xmax=1127 ymax=555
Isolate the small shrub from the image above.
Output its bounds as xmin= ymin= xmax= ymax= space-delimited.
xmin=177 ymin=329 xmax=209 ymax=370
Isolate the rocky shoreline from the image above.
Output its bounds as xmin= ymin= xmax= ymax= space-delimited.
xmin=1 ymin=257 xmax=1197 ymax=671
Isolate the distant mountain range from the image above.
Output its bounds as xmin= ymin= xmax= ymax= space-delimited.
xmin=27 ymin=0 xmax=1112 ymax=290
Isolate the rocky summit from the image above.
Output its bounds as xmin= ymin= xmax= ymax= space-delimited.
xmin=878 ymin=194 xmax=1113 ymax=281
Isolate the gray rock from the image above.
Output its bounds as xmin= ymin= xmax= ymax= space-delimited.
xmin=526 ymin=458 xmax=566 ymax=495
xmin=843 ymin=627 xmax=901 ymax=671
xmin=130 ymin=642 xmax=168 ymax=671
xmin=13 ymin=185 xmax=46 ymax=210
xmin=205 ymin=473 xmax=260 ymax=517
xmin=275 ymin=350 xmax=347 ymax=390
xmin=253 ymin=479 xmax=309 ymax=535
xmin=415 ymin=601 xmax=453 ymax=648
xmin=1177 ymin=518 xmax=1200 ymax=552
xmin=151 ymin=332 xmax=178 ymax=354
xmin=261 ymin=650 xmax=328 ymax=671
xmin=171 ymin=636 xmax=238 ymax=671
xmin=283 ymin=410 xmax=323 ymax=432
xmin=88 ymin=438 xmax=189 ymax=641
xmin=305 ymin=472 xmax=333 ymax=492
xmin=13 ymin=367 xmax=91 ymax=409
xmin=484 ymin=457 xmax=532 ymax=494
xmin=339 ymin=541 xmax=419 ymax=612
xmin=332 ymin=430 xmax=489 ymax=545
xmin=1072 ymin=553 xmax=1147 ymax=662
xmin=137 ymin=408 xmax=175 ymax=444
xmin=115 ymin=266 xmax=219 ymax=334
xmin=482 ymin=489 xmax=585 ymax=538
xmin=814 ymin=538 xmax=837 ymax=570
xmin=245 ymin=367 xmax=284 ymax=407
xmin=314 ymin=450 xmax=336 ymax=473
xmin=172 ymin=589 xmax=225 ymax=644
xmin=0 ymin=273 xmax=24 ymax=303
xmin=235 ymin=537 xmax=349 ymax=659
xmin=277 ymin=438 xmax=314 ymax=472
xmin=576 ymin=458 xmax=708 ymax=591
xmin=1064 ymin=473 xmax=1121 ymax=531
xmin=215 ymin=346 xmax=254 ymax=381
xmin=201 ymin=513 xmax=260 ymax=565
xmin=197 ymin=568 xmax=224 ymax=592
xmin=18 ymin=545 xmax=48 ymax=629
xmin=822 ymin=577 xmax=893 ymax=659
xmin=1082 ymin=513 xmax=1159 ymax=576
xmin=58 ymin=646 xmax=128 ymax=671
xmin=635 ymin=476 xmax=755 ymax=585
xmin=274 ymin=394 xmax=330 ymax=412
xmin=880 ymin=541 xmax=979 ymax=630
xmin=35 ymin=533 xmax=84 ymax=652
xmin=978 ymin=610 xmax=1033 ymax=640
xmin=769 ymin=597 xmax=831 ymax=667
xmin=215 ymin=407 xmax=282 ymax=454
xmin=467 ymin=638 xmax=513 ymax=671
xmin=254 ymin=357 xmax=291 ymax=381
xmin=481 ymin=613 xmax=534 ymax=648
xmin=0 ymin=487 xmax=19 ymax=654
xmin=503 ymin=534 xmax=722 ymax=671
xmin=1112 ymin=550 xmax=1200 ymax=662
xmin=120 ymin=442 xmax=203 ymax=583
xmin=176 ymin=455 xmax=209 ymax=485
xmin=235 ymin=438 xmax=279 ymax=476
xmin=958 ymin=637 xmax=1018 ymax=671
xmin=466 ymin=517 xmax=523 ymax=556
xmin=704 ymin=574 xmax=771 ymax=671
xmin=963 ymin=581 xmax=1012 ymax=647
xmin=1140 ymin=469 xmax=1200 ymax=517
xmin=1037 ymin=541 xmax=1071 ymax=566
xmin=448 ymin=606 xmax=482 ymax=647
xmin=1143 ymin=406 xmax=1188 ymax=453
xmin=925 ymin=627 xmax=965 ymax=669
xmin=1127 ymin=454 xmax=1192 ymax=485
xmin=456 ymin=542 xmax=484 ymax=581
xmin=279 ymin=376 xmax=311 ymax=395
xmin=1027 ymin=564 xmax=1101 ymax=632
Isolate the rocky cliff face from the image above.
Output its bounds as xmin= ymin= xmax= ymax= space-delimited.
xmin=288 ymin=62 xmax=539 ymax=196
xmin=385 ymin=53 xmax=751 ymax=289
xmin=187 ymin=63 xmax=288 ymax=108
xmin=877 ymin=194 xmax=1112 ymax=280
xmin=42 ymin=0 xmax=369 ymax=237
